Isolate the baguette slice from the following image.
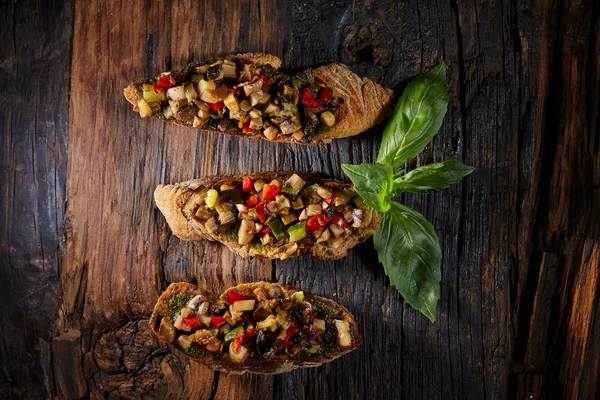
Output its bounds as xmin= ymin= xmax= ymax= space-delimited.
xmin=124 ymin=53 xmax=394 ymax=144
xmin=154 ymin=171 xmax=380 ymax=260
xmin=150 ymin=282 xmax=361 ymax=374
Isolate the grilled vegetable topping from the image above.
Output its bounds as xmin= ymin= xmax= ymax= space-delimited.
xmin=180 ymin=174 xmax=372 ymax=258
xmin=137 ymin=58 xmax=339 ymax=143
xmin=155 ymin=285 xmax=354 ymax=363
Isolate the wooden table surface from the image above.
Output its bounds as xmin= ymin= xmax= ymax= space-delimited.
xmin=1 ymin=0 xmax=599 ymax=398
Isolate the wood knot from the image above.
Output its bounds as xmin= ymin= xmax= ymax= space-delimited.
xmin=89 ymin=320 xmax=185 ymax=398
xmin=341 ymin=22 xmax=394 ymax=68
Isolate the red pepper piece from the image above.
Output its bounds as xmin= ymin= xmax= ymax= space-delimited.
xmin=242 ymin=176 xmax=254 ymax=193
xmin=183 ymin=315 xmax=202 ymax=329
xmin=307 ymin=214 xmax=329 ymax=232
xmin=151 ymin=83 xmax=164 ymax=93
xmin=331 ymin=213 xmax=347 ymax=228
xmin=282 ymin=322 xmax=300 ymax=347
xmin=243 ymin=123 xmax=254 ymax=133
xmin=258 ymin=227 xmax=271 ymax=235
xmin=227 ymin=290 xmax=248 ymax=304
xmin=318 ymin=88 xmax=332 ymax=105
xmin=155 ymin=75 xmax=172 ymax=89
xmin=256 ymin=202 xmax=266 ymax=223
xmin=262 ymin=184 xmax=280 ymax=201
xmin=245 ymin=195 xmax=260 ymax=208
xmin=210 ymin=316 xmax=226 ymax=327
xmin=310 ymin=313 xmax=317 ymax=321
xmin=232 ymin=336 xmax=243 ymax=352
xmin=300 ymin=87 xmax=321 ymax=108
xmin=209 ymin=102 xmax=224 ymax=112
xmin=243 ymin=327 xmax=255 ymax=343
xmin=324 ymin=190 xmax=336 ymax=205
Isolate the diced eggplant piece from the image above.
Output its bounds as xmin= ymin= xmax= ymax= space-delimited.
xmin=281 ymin=174 xmax=306 ymax=196
xmin=306 ymin=204 xmax=322 ymax=217
xmin=163 ymin=105 xmax=174 ymax=119
xmin=215 ymin=84 xmax=229 ymax=101
xmin=231 ymin=110 xmax=249 ymax=123
xmin=352 ymin=208 xmax=373 ymax=228
xmin=218 ymin=118 xmax=236 ymax=132
xmin=283 ymin=85 xmax=299 ymax=105
xmin=291 ymin=197 xmax=304 ymax=210
xmin=158 ymin=317 xmax=177 ymax=343
xmin=249 ymin=91 xmax=264 ymax=107
xmin=243 ymin=80 xmax=263 ymax=96
xmin=279 ymin=119 xmax=296 ymax=135
xmin=167 ymin=85 xmax=186 ymax=101
xmin=205 ymin=217 xmax=218 ymax=234
xmin=218 ymin=189 xmax=242 ymax=204
xmin=316 ymin=187 xmax=333 ymax=200
xmin=263 ymin=125 xmax=279 ymax=140
xmin=222 ymin=63 xmax=237 ymax=78
xmin=298 ymin=209 xmax=308 ymax=221
xmin=249 ymin=117 xmax=263 ymax=130
xmin=231 ymin=299 xmax=256 ymax=312
xmin=186 ymin=295 xmax=204 ymax=311
xmin=249 ymin=109 xmax=262 ymax=118
xmin=254 ymin=180 xmax=266 ymax=192
xmin=175 ymin=334 xmax=194 ymax=350
xmin=239 ymin=100 xmax=252 ymax=112
xmin=206 ymin=64 xmax=223 ymax=80
xmin=292 ymin=130 xmax=304 ymax=141
xmin=223 ymin=91 xmax=240 ymax=112
xmin=197 ymin=301 xmax=210 ymax=315
xmin=215 ymin=203 xmax=236 ymax=225
xmin=263 ymin=101 xmax=280 ymax=116
xmin=329 ymin=224 xmax=345 ymax=238
xmin=176 ymin=105 xmax=199 ymax=123
xmin=193 ymin=116 xmax=202 ymax=128
xmin=238 ymin=219 xmax=256 ymax=245
xmin=198 ymin=314 xmax=212 ymax=327
xmin=280 ymin=212 xmax=297 ymax=225
xmin=182 ymin=192 xmax=203 ymax=219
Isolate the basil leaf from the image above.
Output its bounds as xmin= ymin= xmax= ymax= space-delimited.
xmin=377 ymin=63 xmax=449 ymax=169
xmin=393 ymin=160 xmax=475 ymax=194
xmin=374 ymin=202 xmax=442 ymax=321
xmin=341 ymin=163 xmax=394 ymax=212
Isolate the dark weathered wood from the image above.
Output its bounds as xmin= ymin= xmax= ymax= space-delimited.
xmin=0 ymin=0 xmax=74 ymax=398
xmin=52 ymin=330 xmax=87 ymax=399
xmin=1 ymin=0 xmax=598 ymax=398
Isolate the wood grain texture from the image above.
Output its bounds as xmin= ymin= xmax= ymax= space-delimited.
xmin=0 ymin=0 xmax=598 ymax=398
xmin=0 ymin=0 xmax=73 ymax=398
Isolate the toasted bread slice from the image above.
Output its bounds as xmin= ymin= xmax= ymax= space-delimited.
xmin=124 ymin=53 xmax=394 ymax=144
xmin=154 ymin=172 xmax=380 ymax=260
xmin=150 ymin=282 xmax=361 ymax=374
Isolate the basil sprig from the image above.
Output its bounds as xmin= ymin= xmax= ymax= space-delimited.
xmin=342 ymin=62 xmax=474 ymax=321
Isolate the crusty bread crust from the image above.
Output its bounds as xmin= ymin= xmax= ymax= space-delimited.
xmin=123 ymin=53 xmax=394 ymax=144
xmin=154 ymin=171 xmax=380 ymax=260
xmin=150 ymin=282 xmax=361 ymax=374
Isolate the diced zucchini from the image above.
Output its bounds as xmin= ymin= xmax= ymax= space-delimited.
xmin=256 ymin=314 xmax=277 ymax=330
xmin=307 ymin=345 xmax=321 ymax=354
xmin=143 ymin=89 xmax=166 ymax=103
xmin=137 ymin=99 xmax=153 ymax=118
xmin=319 ymin=111 xmax=336 ymax=127
xmin=288 ymin=221 xmax=307 ymax=242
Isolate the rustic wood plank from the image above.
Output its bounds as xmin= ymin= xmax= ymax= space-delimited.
xmin=0 ymin=0 xmax=74 ymax=397
xmin=60 ymin=0 xmax=290 ymax=397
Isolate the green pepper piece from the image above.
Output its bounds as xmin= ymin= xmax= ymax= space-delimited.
xmin=267 ymin=219 xmax=286 ymax=241
xmin=224 ymin=325 xmax=244 ymax=342
xmin=288 ymin=221 xmax=307 ymax=242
